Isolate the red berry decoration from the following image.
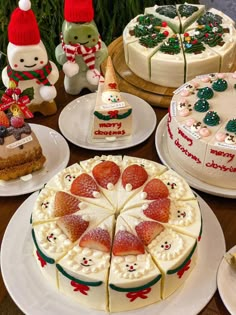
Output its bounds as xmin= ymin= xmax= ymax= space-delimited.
xmin=163 ymin=30 xmax=169 ymax=37
xmin=161 ymin=21 xmax=167 ymax=27
xmin=10 ymin=116 xmax=24 ymax=128
xmin=184 ymin=32 xmax=189 ymax=37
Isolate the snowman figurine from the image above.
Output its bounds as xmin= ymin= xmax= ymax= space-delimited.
xmin=55 ymin=0 xmax=108 ymax=95
xmin=2 ymin=0 xmax=59 ymax=116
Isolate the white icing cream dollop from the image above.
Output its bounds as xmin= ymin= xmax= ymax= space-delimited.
xmin=148 ymin=229 xmax=184 ymax=260
xmin=169 ymin=201 xmax=194 ymax=226
xmin=63 ymin=245 xmax=110 ymax=273
xmin=112 ymin=254 xmax=154 ymax=279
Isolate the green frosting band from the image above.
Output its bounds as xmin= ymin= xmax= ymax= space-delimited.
xmin=167 ymin=240 xmax=197 ymax=275
xmin=56 ymin=264 xmax=103 ymax=286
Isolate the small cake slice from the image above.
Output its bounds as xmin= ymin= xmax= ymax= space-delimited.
xmin=117 ymin=156 xmax=167 ymax=212
xmin=150 ymin=34 xmax=185 ymax=87
xmin=80 ymin=155 xmax=123 ymax=211
xmin=123 ymin=168 xmax=195 ymax=211
xmin=57 ymin=215 xmax=114 ymax=311
xmin=181 ymin=30 xmax=221 ymax=82
xmin=32 ymin=210 xmax=112 ymax=287
xmin=145 ymin=5 xmax=180 ymax=33
xmin=92 ymin=56 xmax=132 ymax=141
xmin=176 ymin=3 xmax=205 ymax=33
xmin=0 ymin=111 xmax=46 ymax=180
xmin=109 ymin=216 xmax=162 ymax=312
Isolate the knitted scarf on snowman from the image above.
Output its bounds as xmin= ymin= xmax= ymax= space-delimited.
xmin=7 ymin=62 xmax=53 ymax=86
xmin=60 ymin=33 xmax=102 ymax=83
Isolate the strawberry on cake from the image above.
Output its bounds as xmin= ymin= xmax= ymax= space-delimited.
xmin=31 ymin=155 xmax=201 ymax=312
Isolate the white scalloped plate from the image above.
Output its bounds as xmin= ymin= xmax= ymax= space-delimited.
xmin=0 ymin=124 xmax=70 ymax=196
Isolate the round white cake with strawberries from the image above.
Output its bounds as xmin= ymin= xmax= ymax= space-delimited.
xmin=31 ymin=155 xmax=201 ymax=312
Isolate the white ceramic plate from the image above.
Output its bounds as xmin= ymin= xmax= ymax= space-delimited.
xmin=0 ymin=124 xmax=70 ymax=196
xmin=1 ymin=192 xmax=225 ymax=315
xmin=155 ymin=115 xmax=236 ymax=199
xmin=58 ymin=92 xmax=156 ymax=150
xmin=217 ymin=245 xmax=236 ymax=315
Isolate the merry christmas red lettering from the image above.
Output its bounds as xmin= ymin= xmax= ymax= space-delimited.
xmin=210 ymin=149 xmax=235 ymax=163
xmin=206 ymin=160 xmax=236 ymax=172
xmin=178 ymin=128 xmax=193 ymax=146
xmin=175 ymin=139 xmax=201 ymax=164
xmin=99 ymin=122 xmax=122 ymax=129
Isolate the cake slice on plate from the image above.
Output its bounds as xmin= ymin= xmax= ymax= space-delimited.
xmin=117 ymin=156 xmax=167 ymax=212
xmin=0 ymin=110 xmax=45 ymax=180
xmin=80 ymin=155 xmax=123 ymax=211
xmin=150 ymin=34 xmax=185 ymax=87
xmin=46 ymin=163 xmax=113 ymax=211
xmin=145 ymin=5 xmax=180 ymax=33
xmin=32 ymin=210 xmax=112 ymax=289
xmin=108 ymin=216 xmax=162 ymax=312
xmin=91 ymin=56 xmax=132 ymax=141
xmin=121 ymin=213 xmax=198 ymax=299
xmin=176 ymin=3 xmax=205 ymax=32
xmin=56 ymin=215 xmax=114 ymax=311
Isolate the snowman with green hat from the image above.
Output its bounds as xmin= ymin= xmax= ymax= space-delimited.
xmin=1 ymin=0 xmax=59 ymax=116
xmin=55 ymin=0 xmax=108 ymax=95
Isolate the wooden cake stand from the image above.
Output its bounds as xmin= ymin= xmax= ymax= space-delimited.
xmin=101 ymin=36 xmax=175 ymax=109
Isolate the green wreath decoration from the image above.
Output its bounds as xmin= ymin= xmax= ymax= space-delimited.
xmin=94 ymin=109 xmax=132 ymax=121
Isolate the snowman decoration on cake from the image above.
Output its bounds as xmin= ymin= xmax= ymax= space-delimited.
xmin=55 ymin=0 xmax=108 ymax=95
xmin=1 ymin=0 xmax=59 ymax=116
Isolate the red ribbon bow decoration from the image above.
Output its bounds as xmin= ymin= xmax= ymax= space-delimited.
xmin=0 ymin=91 xmax=33 ymax=119
xmin=126 ymin=288 xmax=152 ymax=302
xmin=36 ymin=250 xmax=47 ymax=268
xmin=71 ymin=281 xmax=90 ymax=295
xmin=108 ymin=110 xmax=119 ymax=119
xmin=108 ymin=83 xmax=117 ymax=89
xmin=177 ymin=259 xmax=191 ymax=279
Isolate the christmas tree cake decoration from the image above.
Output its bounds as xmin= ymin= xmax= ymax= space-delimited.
xmin=203 ymin=111 xmax=220 ymax=126
xmin=55 ymin=0 xmax=108 ymax=95
xmin=226 ymin=119 xmax=236 ymax=133
xmin=92 ymin=56 xmax=132 ymax=141
xmin=193 ymin=99 xmax=210 ymax=112
xmin=212 ymin=78 xmax=228 ymax=92
xmin=197 ymin=87 xmax=214 ymax=99
xmin=1 ymin=0 xmax=59 ymax=116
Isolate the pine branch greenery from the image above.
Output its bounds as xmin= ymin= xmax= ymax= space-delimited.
xmin=0 ymin=0 xmax=199 ymax=76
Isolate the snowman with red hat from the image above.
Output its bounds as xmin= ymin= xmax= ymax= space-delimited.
xmin=1 ymin=0 xmax=59 ymax=116
xmin=55 ymin=0 xmax=108 ymax=95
